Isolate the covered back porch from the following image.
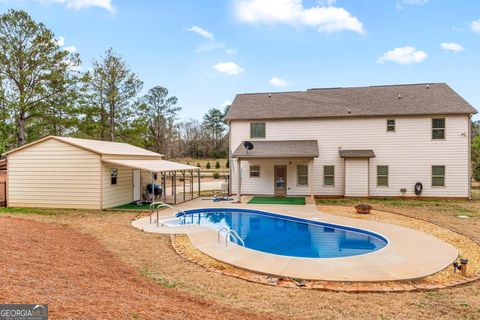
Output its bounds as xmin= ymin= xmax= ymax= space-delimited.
xmin=231 ymin=140 xmax=319 ymax=202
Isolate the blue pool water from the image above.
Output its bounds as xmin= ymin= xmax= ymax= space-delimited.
xmin=174 ymin=208 xmax=388 ymax=258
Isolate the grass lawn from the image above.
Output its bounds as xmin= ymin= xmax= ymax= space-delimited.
xmin=247 ymin=196 xmax=306 ymax=205
xmin=1 ymin=191 xmax=480 ymax=319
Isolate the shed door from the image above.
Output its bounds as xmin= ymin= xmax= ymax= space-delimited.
xmin=345 ymin=159 xmax=369 ymax=197
xmin=133 ymin=170 xmax=141 ymax=201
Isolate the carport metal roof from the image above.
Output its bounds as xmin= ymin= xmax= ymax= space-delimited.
xmin=102 ymin=159 xmax=198 ymax=172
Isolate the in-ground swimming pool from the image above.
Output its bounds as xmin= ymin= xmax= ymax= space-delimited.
xmin=168 ymin=208 xmax=388 ymax=258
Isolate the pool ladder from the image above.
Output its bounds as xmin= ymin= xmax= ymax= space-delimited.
xmin=149 ymin=201 xmax=187 ymax=227
xmin=217 ymin=227 xmax=245 ymax=247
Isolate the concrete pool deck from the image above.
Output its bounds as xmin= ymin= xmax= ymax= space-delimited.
xmin=132 ymin=198 xmax=458 ymax=282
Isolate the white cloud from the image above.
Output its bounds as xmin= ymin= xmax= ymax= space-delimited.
xmin=195 ymin=42 xmax=226 ymax=53
xmin=441 ymin=42 xmax=465 ymax=53
xmin=221 ymin=100 xmax=232 ymax=108
xmin=268 ymin=76 xmax=290 ymax=88
xmin=55 ymin=36 xmax=65 ymax=46
xmin=471 ymin=19 xmax=480 ymax=33
xmin=186 ymin=25 xmax=215 ymax=41
xmin=64 ymin=45 xmax=77 ymax=53
xmin=28 ymin=0 xmax=115 ymax=12
xmin=213 ymin=62 xmax=244 ymax=75
xmin=234 ymin=0 xmax=364 ymax=34
xmin=377 ymin=46 xmax=428 ymax=64
xmin=225 ymin=48 xmax=238 ymax=55
xmin=396 ymin=0 xmax=428 ymax=9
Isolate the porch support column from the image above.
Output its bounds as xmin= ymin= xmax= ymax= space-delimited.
xmin=309 ymin=159 xmax=315 ymax=203
xmin=236 ymin=158 xmax=241 ymax=203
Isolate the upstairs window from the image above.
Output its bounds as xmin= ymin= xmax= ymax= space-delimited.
xmin=250 ymin=123 xmax=266 ymax=138
xmin=249 ymin=165 xmax=260 ymax=177
xmin=432 ymin=118 xmax=445 ymax=140
xmin=110 ymin=168 xmax=118 ymax=185
xmin=377 ymin=166 xmax=389 ymax=187
xmin=323 ymin=165 xmax=335 ymax=186
xmin=297 ymin=165 xmax=308 ymax=186
xmin=432 ymin=166 xmax=445 ymax=187
xmin=387 ymin=119 xmax=395 ymax=132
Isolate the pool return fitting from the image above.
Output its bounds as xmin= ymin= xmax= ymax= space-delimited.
xmin=452 ymin=258 xmax=469 ymax=277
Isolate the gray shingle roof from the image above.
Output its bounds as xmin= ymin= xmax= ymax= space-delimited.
xmin=225 ymin=83 xmax=477 ymax=121
xmin=232 ymin=140 xmax=319 ymax=158
xmin=339 ymin=149 xmax=376 ymax=158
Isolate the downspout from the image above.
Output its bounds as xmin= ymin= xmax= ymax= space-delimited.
xmin=237 ymin=158 xmax=242 ymax=203
xmin=468 ymin=114 xmax=472 ymax=200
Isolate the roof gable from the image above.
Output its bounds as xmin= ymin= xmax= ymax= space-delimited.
xmin=4 ymin=136 xmax=162 ymax=157
xmin=225 ymin=83 xmax=477 ymax=121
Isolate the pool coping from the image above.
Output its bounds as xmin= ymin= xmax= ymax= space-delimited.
xmin=132 ymin=199 xmax=459 ymax=282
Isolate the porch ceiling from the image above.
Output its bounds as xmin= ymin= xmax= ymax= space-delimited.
xmin=232 ymin=140 xmax=319 ymax=159
xmin=101 ymin=158 xmax=198 ymax=172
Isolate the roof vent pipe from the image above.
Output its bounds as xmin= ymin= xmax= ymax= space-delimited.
xmin=398 ymin=94 xmax=402 ymax=99
xmin=268 ymin=93 xmax=271 ymax=98
xmin=426 ymin=84 xmax=430 ymax=89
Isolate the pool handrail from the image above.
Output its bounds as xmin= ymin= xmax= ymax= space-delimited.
xmin=217 ymin=227 xmax=245 ymax=247
xmin=149 ymin=201 xmax=187 ymax=227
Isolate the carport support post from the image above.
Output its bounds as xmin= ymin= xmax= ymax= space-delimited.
xmin=197 ymin=169 xmax=201 ymax=197
xmin=182 ymin=171 xmax=186 ymax=202
xmin=173 ymin=172 xmax=177 ymax=204
xmin=190 ymin=171 xmax=194 ymax=198
xmin=150 ymin=172 xmax=155 ymax=202
xmin=162 ymin=172 xmax=167 ymax=203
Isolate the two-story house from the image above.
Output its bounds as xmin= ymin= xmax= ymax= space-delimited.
xmin=225 ymin=83 xmax=477 ymax=200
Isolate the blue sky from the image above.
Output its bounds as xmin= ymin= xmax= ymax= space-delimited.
xmin=0 ymin=0 xmax=479 ymax=120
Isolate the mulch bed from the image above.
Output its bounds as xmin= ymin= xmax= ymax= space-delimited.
xmin=0 ymin=216 xmax=278 ymax=320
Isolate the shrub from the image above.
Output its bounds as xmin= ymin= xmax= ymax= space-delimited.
xmin=213 ymin=172 xmax=220 ymax=179
xmin=474 ymin=166 xmax=480 ymax=182
xmin=206 ymin=161 xmax=211 ymax=169
xmin=215 ymin=160 xmax=220 ymax=169
xmin=197 ymin=162 xmax=201 ymax=168
xmin=226 ymin=159 xmax=229 ymax=168
xmin=186 ymin=161 xmax=190 ymax=165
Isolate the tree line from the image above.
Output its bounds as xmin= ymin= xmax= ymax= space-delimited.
xmin=0 ymin=10 xmax=228 ymax=158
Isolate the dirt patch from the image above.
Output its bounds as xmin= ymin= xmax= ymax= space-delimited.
xmin=4 ymin=209 xmax=480 ymax=319
xmin=0 ymin=216 xmax=278 ymax=320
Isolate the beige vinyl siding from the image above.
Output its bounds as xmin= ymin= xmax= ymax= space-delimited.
xmin=102 ymin=163 xmax=133 ymax=208
xmin=230 ymin=115 xmax=469 ymax=198
xmin=345 ymin=159 xmax=369 ymax=197
xmin=7 ymin=139 xmax=101 ymax=209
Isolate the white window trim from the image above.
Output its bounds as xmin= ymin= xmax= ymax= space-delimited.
xmin=386 ymin=119 xmax=396 ymax=133
xmin=323 ymin=165 xmax=335 ymax=187
xmin=432 ymin=118 xmax=446 ymax=141
xmin=249 ymin=165 xmax=261 ymax=178
xmin=250 ymin=122 xmax=266 ymax=139
xmin=431 ymin=165 xmax=446 ymax=188
xmin=376 ymin=165 xmax=389 ymax=187
xmin=297 ymin=165 xmax=309 ymax=187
